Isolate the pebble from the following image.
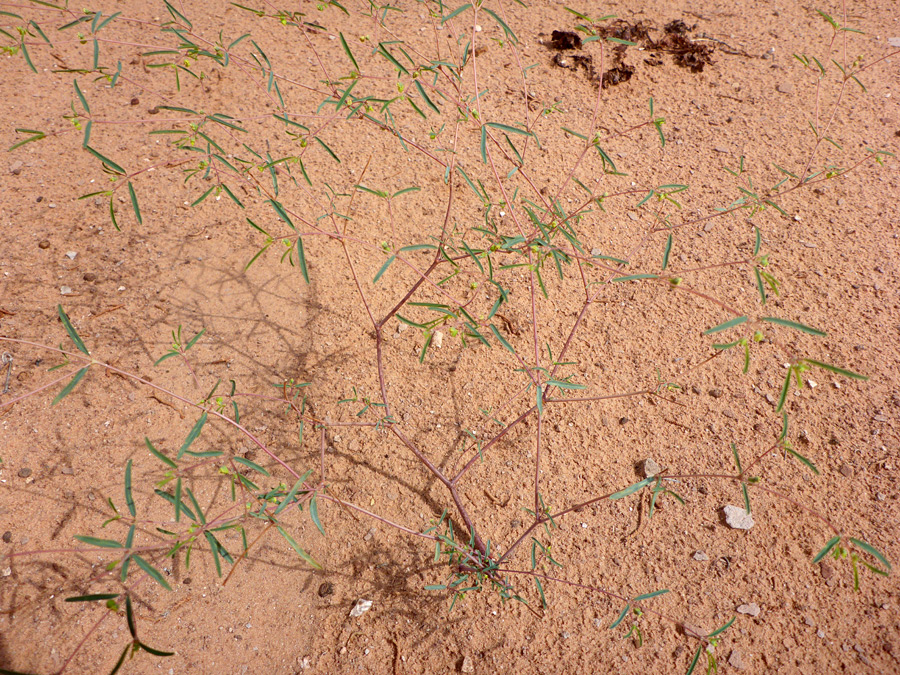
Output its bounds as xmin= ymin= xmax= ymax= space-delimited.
xmin=820 ymin=562 xmax=833 ymax=580
xmin=737 ymin=602 xmax=760 ymax=617
xmin=317 ymin=582 xmax=334 ymax=597
xmin=723 ymin=505 xmax=754 ymax=530
xmin=433 ymin=331 xmax=444 ymax=348
xmin=83 ymin=272 xmax=97 ymax=282
xmin=618 ymin=417 xmax=629 ymax=425
xmin=61 ymin=467 xmax=74 ymax=475
xmin=60 ymin=286 xmax=73 ymax=295
xmin=38 ymin=240 xmax=51 ymax=249
xmin=728 ymin=650 xmax=744 ymax=670
xmin=714 ymin=147 xmax=729 ymax=153
xmin=65 ymin=251 xmax=77 ymax=260
xmin=709 ymin=389 xmax=723 ymax=398
xmin=1 ymin=531 xmax=11 ymax=543
xmin=777 ymin=83 xmax=794 ymax=93
xmin=693 ymin=551 xmax=709 ymax=561
xmin=10 ymin=160 xmax=23 ymax=175
xmin=17 ymin=468 xmax=32 ymax=478
xmin=640 ymin=458 xmax=661 ymax=478
xmin=461 ymin=655 xmax=475 ymax=673
xmin=839 ymin=462 xmax=853 ymax=478
xmin=349 ymin=599 xmax=372 ymax=617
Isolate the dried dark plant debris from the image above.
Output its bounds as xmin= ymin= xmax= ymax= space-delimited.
xmin=547 ymin=17 xmax=715 ymax=88
xmin=549 ymin=30 xmax=582 ymax=50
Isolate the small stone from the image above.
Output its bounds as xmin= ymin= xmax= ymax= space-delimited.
xmin=627 ymin=212 xmax=638 ymax=221
xmin=640 ymin=458 xmax=661 ymax=478
xmin=693 ymin=551 xmax=709 ymax=562
xmin=820 ymin=562 xmax=833 ymax=580
xmin=318 ymin=582 xmax=334 ymax=597
xmin=60 ymin=286 xmax=73 ymax=295
xmin=560 ymin=631 xmax=570 ymax=639
xmin=83 ymin=273 xmax=97 ymax=282
xmin=777 ymin=83 xmax=794 ymax=93
xmin=1 ymin=567 xmax=11 ymax=577
xmin=363 ymin=528 xmax=377 ymax=542
xmin=728 ymin=650 xmax=744 ymax=670
xmin=130 ymin=97 xmax=139 ymax=106
xmin=714 ymin=147 xmax=729 ymax=153
xmin=460 ymin=655 xmax=475 ymax=673
xmin=396 ymin=323 xmax=408 ymax=333
xmin=2 ymin=531 xmax=11 ymax=543
xmin=839 ymin=462 xmax=853 ymax=478
xmin=183 ymin=577 xmax=192 ymax=585
xmin=691 ymin=385 xmax=702 ymax=395
xmin=38 ymin=240 xmax=51 ymax=249
xmin=703 ymin=221 xmax=715 ymax=233
xmin=17 ymin=468 xmax=32 ymax=478
xmin=818 ymin=630 xmax=825 ymax=639
xmin=737 ymin=602 xmax=760 ymax=617
xmin=618 ymin=417 xmax=629 ymax=425
xmin=876 ymin=492 xmax=886 ymax=501
xmin=61 ymin=467 xmax=74 ymax=475
xmin=349 ymin=599 xmax=372 ymax=617
xmin=723 ymin=505 xmax=754 ymax=530
xmin=65 ymin=251 xmax=77 ymax=260
xmin=433 ymin=331 xmax=444 ymax=348
xmin=709 ymin=389 xmax=723 ymax=398
xmin=804 ymin=616 xmax=815 ymax=627
xmin=10 ymin=160 xmax=23 ymax=175
xmin=591 ymin=248 xmax=603 ymax=256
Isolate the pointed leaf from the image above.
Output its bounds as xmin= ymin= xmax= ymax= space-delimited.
xmin=609 ymin=476 xmax=654 ymax=500
xmin=58 ymin=305 xmax=90 ymax=355
xmin=125 ymin=459 xmax=135 ymax=516
xmin=177 ymin=413 xmax=207 ymax=459
xmin=801 ymin=359 xmax=868 ymax=381
xmin=703 ymin=316 xmax=748 ymax=335
xmin=127 ymin=182 xmax=142 ymax=225
xmin=52 ymin=367 xmax=89 ymax=406
xmin=133 ymin=555 xmax=172 ymax=591
xmin=276 ymin=525 xmax=323 ymax=569
xmin=812 ymin=536 xmax=841 ymax=563
xmin=849 ymin=538 xmax=891 ymax=571
xmin=760 ymin=317 xmax=826 ymax=336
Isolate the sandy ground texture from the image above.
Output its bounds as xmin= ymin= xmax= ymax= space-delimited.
xmin=1 ymin=1 xmax=899 ymax=673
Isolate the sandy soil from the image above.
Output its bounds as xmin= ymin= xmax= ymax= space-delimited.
xmin=1 ymin=1 xmax=899 ymax=673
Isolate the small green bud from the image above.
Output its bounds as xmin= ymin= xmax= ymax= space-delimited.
xmin=759 ymin=255 xmax=769 ymax=267
xmin=753 ymin=330 xmax=764 ymax=342
xmin=669 ymin=277 xmax=682 ymax=286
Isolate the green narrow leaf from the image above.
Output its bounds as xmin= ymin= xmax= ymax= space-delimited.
xmin=741 ymin=483 xmax=751 ymax=513
xmin=137 ymin=642 xmax=175 ymax=657
xmin=731 ymin=443 xmax=743 ymax=474
xmin=132 ymin=555 xmax=172 ymax=591
xmin=121 ymin=524 xmax=134 ymax=582
xmin=125 ymin=459 xmax=135 ymax=517
xmin=191 ymin=185 xmax=215 ymax=207
xmin=707 ymin=615 xmax=736 ymax=638
xmin=144 ymin=437 xmax=176 ymax=468
xmin=51 ymin=367 xmax=89 ymax=406
xmin=177 ymin=413 xmax=207 ymax=459
xmin=849 ymin=538 xmax=891 ymax=571
xmin=174 ymin=477 xmax=183 ymax=522
xmin=154 ymin=489 xmax=196 ymax=521
xmin=785 ymin=446 xmax=820 ymax=475
xmin=753 ymin=226 xmax=761 ymax=256
xmin=84 ymin=145 xmax=125 ymax=174
xmin=801 ymin=359 xmax=868 ymax=381
xmin=20 ymin=39 xmax=37 ymax=73
xmin=413 ymin=80 xmax=440 ymax=114
xmin=812 ymin=536 xmax=841 ymax=563
xmin=274 ymin=478 xmax=305 ymax=515
xmin=74 ymin=535 xmax=122 ymax=548
xmin=309 ymin=495 xmax=325 ymax=535
xmin=58 ymin=304 xmax=90 ymax=355
xmin=662 ymin=234 xmax=672 ymax=271
xmin=634 ymin=589 xmax=669 ymax=602
xmin=609 ymin=476 xmax=654 ymax=500
xmin=124 ymin=594 xmax=136 ymax=638
xmin=685 ymin=646 xmax=702 ymax=675
xmin=489 ymin=324 xmax=515 ymax=353
xmin=482 ymin=8 xmax=517 ymax=42
xmin=233 ymin=456 xmax=269 ymax=476
xmin=276 ymin=525 xmax=323 ymax=570
xmin=776 ymin=367 xmax=792 ymax=413
xmin=760 ymin=317 xmax=826 ymax=336
xmin=296 ymin=235 xmax=310 ymax=283
xmin=127 ymin=182 xmax=142 ymax=225
xmin=65 ymin=593 xmax=120 ymax=602
xmin=373 ymin=255 xmax=396 ymax=283
xmin=754 ymin=268 xmax=767 ymax=305
xmin=109 ymin=644 xmax=130 ymax=675
xmin=82 ymin=119 xmax=92 ymax=148
xmin=703 ymin=316 xmax=748 ymax=335
xmin=609 ymin=605 xmax=630 ymax=629
xmin=611 ymin=274 xmax=658 ymax=283
xmin=338 ymin=32 xmax=359 ymax=70
xmin=73 ymin=78 xmax=90 ymax=114
xmin=313 ymin=136 xmax=340 ymax=162
xmin=7 ymin=128 xmax=46 ymax=151
xmin=442 ymin=3 xmax=472 ymax=24
xmin=204 ymin=531 xmax=222 ymax=576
